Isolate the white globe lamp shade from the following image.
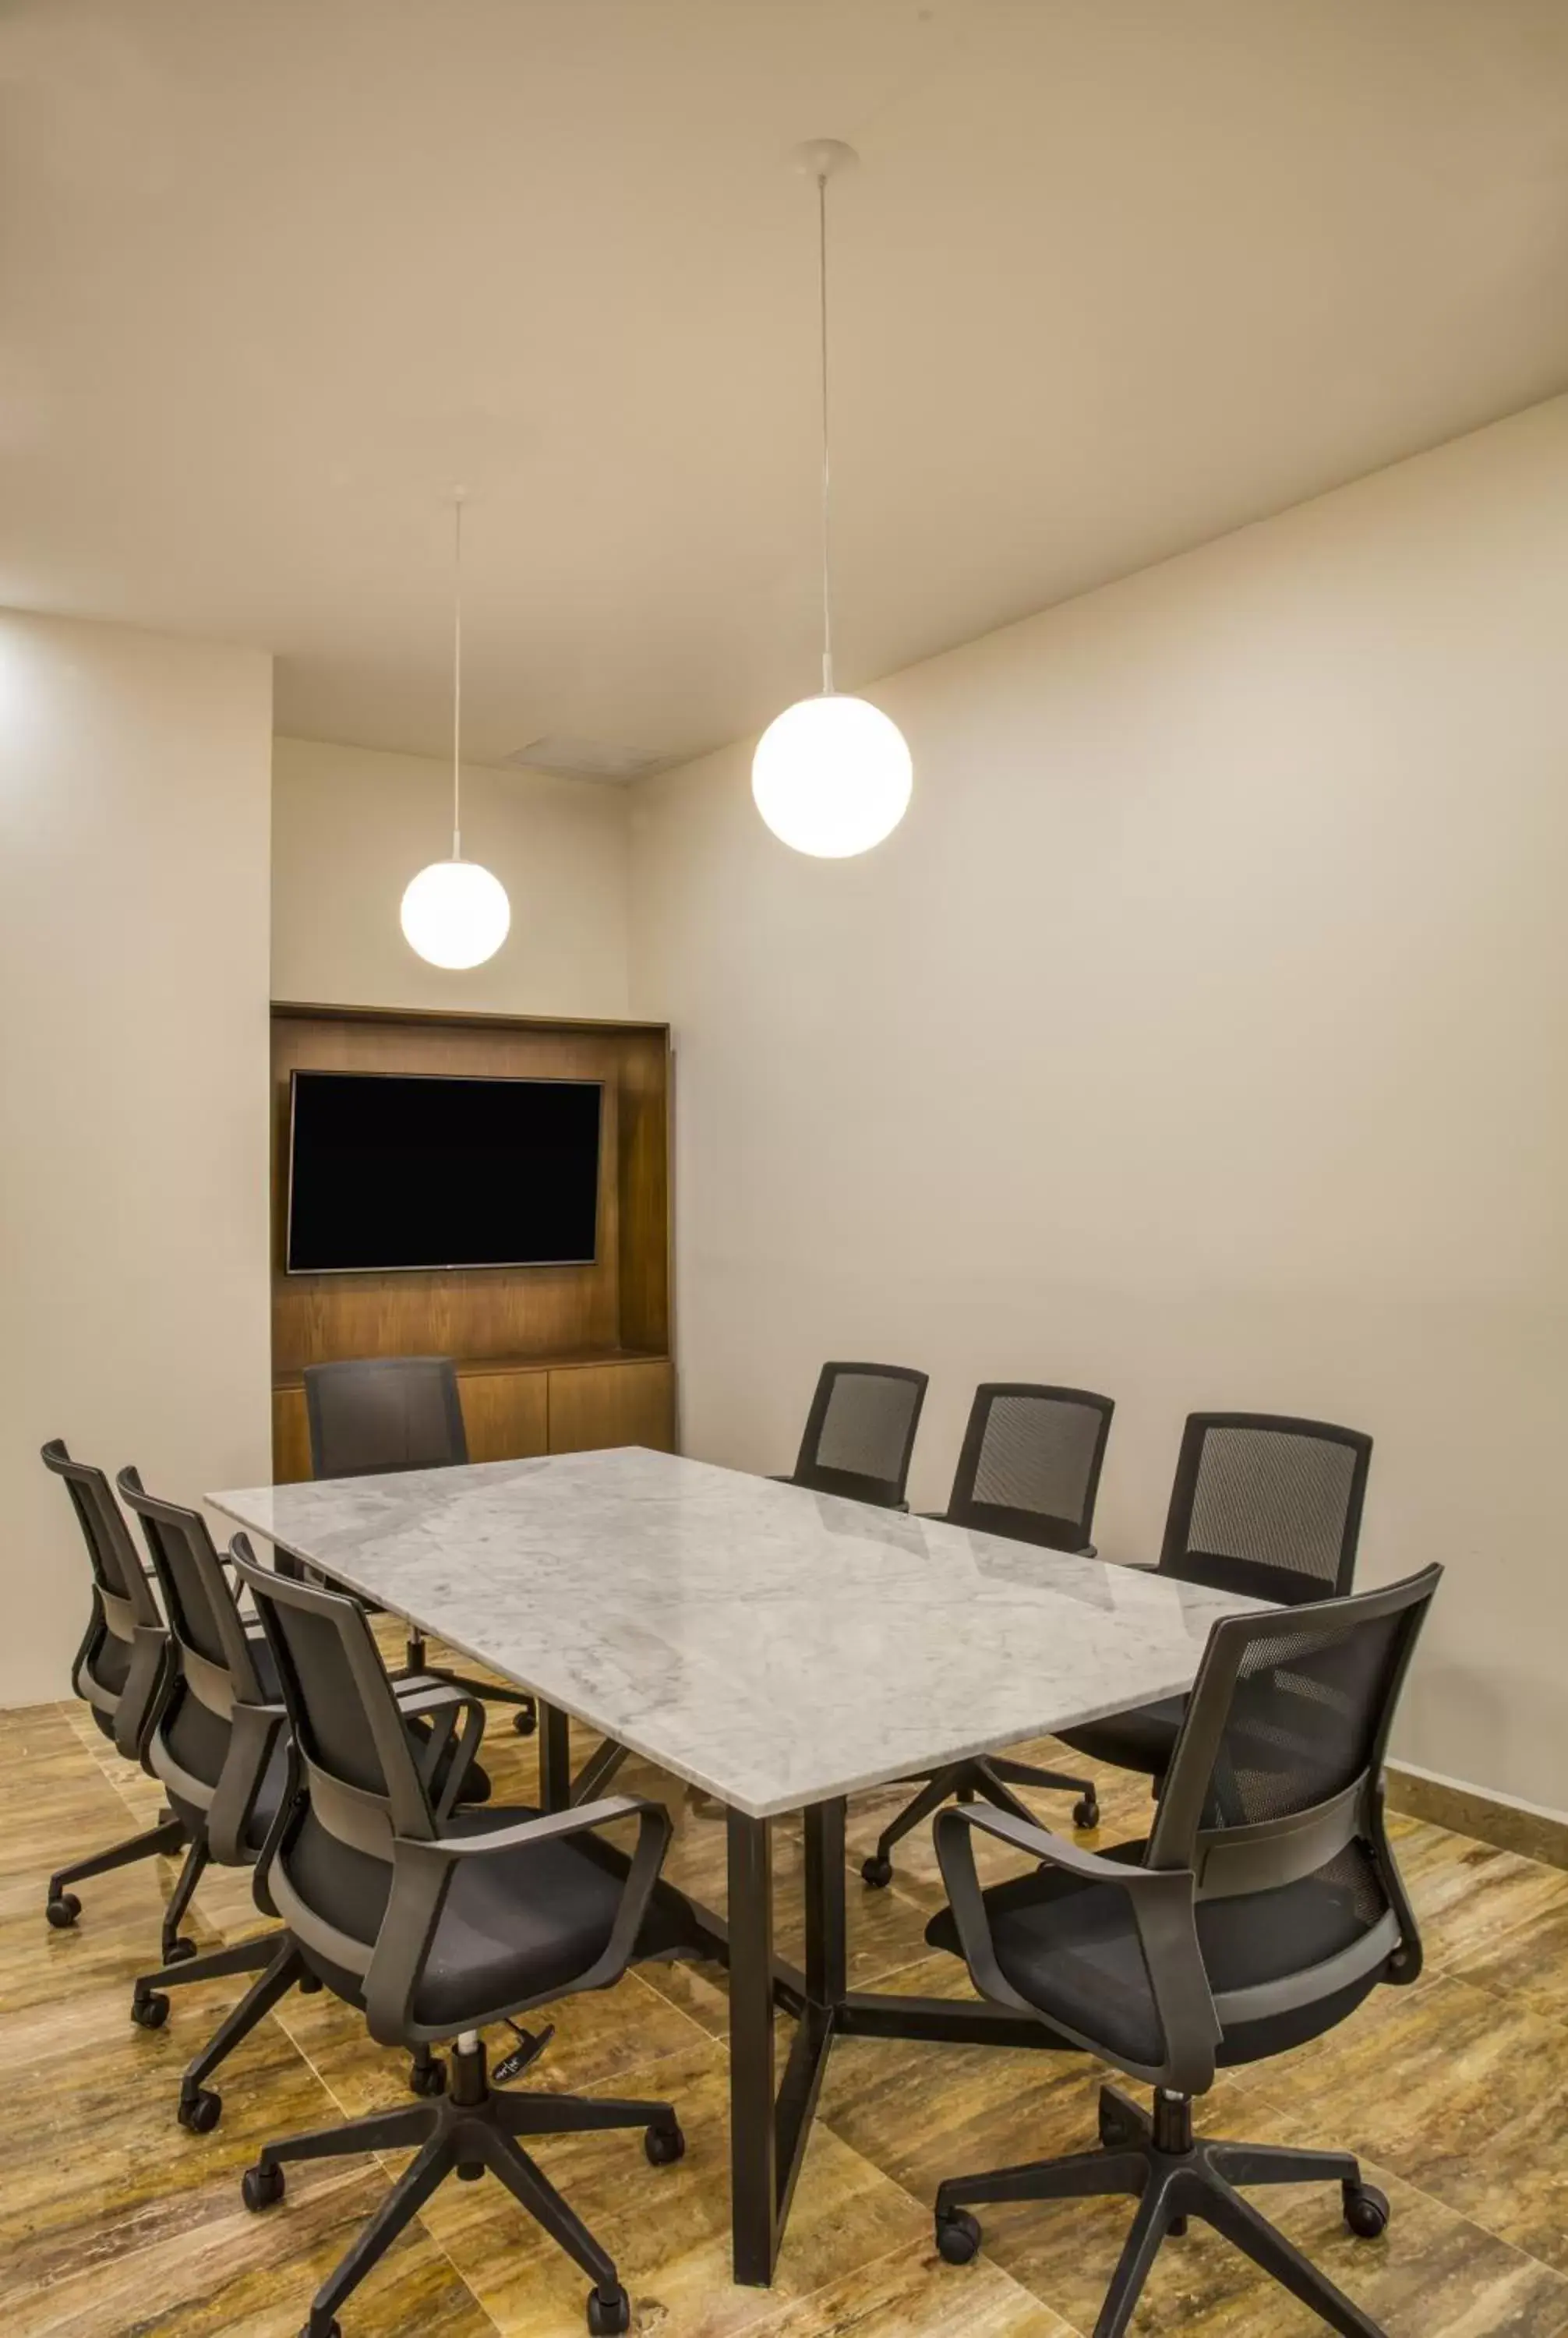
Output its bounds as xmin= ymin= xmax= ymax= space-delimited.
xmin=400 ymin=859 xmax=511 ymax=969
xmin=751 ymin=693 xmax=912 ymax=858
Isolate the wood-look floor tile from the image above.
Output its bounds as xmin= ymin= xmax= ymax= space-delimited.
xmin=271 ymin=1965 xmax=709 ymax=2121
xmin=417 ymin=2033 xmax=927 ymax=2337
xmin=1388 ymin=1819 xmax=1568 ymax=1975
xmin=1451 ymin=1898 xmax=1568 ymax=2025
xmin=1245 ymin=1970 xmax=1568 ymax=2276
xmin=12 ymin=2163 xmax=496 ymax=2337
xmin=743 ymin=2237 xmax=1072 ymax=2338
xmin=0 ymin=1975 xmax=347 ymax=2292
xmin=8 ymin=1692 xmax=1568 ymax=2338
xmin=0 ymin=1877 xmax=221 ymax=2014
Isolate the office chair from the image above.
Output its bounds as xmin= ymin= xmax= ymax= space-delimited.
xmin=860 ymin=1384 xmax=1114 ymax=1887
xmin=229 ymin=1537 xmax=691 ymax=2338
xmin=779 ymin=1360 xmax=929 ymax=1508
xmin=121 ymin=1471 xmax=492 ymax=2129
xmin=1057 ymin=1411 xmax=1372 ymax=1792
xmin=39 ymin=1439 xmax=189 ymax=1936
xmin=927 ymin=1562 xmax=1440 ymax=2338
xmin=303 ymin=1355 xmax=537 ymax=1736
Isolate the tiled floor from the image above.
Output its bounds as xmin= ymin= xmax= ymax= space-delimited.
xmin=6 ymin=1664 xmax=1568 ymax=2337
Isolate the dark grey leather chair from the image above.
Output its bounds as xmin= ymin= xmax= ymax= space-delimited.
xmin=121 ymin=1471 xmax=489 ymax=2131
xmin=779 ymin=1359 xmax=929 ymax=1508
xmin=229 ymin=1537 xmax=690 ymax=2338
xmin=302 ymin=1354 xmax=537 ymax=1736
xmin=40 ymin=1439 xmax=188 ymax=1935
xmin=925 ymin=1562 xmax=1439 ymax=2338
xmin=1058 ymin=1411 xmax=1373 ymax=1792
xmin=860 ymin=1383 xmax=1114 ymax=1887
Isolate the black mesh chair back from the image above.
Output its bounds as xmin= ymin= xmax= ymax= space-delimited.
xmin=232 ymin=1534 xmax=439 ymax=1969
xmin=118 ymin=1470 xmax=281 ymax=1857
xmin=231 ymin=1535 xmax=674 ymax=2044
xmin=227 ymin=1538 xmax=682 ymax=2338
xmin=943 ymin=1383 xmax=1114 ymax=1552
xmin=927 ymin=1566 xmax=1440 ymax=2331
xmin=1148 ymin=1570 xmax=1436 ymax=2009
xmin=790 ymin=1361 xmax=928 ymax=1507
xmin=1158 ymin=1411 xmax=1372 ymax=1606
xmin=304 ymin=1356 xmax=468 ymax=1480
xmin=935 ymin=1565 xmax=1438 ymax=2096
xmin=41 ymin=1438 xmax=166 ymax=1754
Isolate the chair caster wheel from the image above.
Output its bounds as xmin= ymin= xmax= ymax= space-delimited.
xmin=645 ymin=2120 xmax=684 ymax=2166
xmin=298 ymin=1971 xmax=323 ymax=1994
xmin=178 ymin=2086 xmax=221 ymax=2134
xmin=164 ymin=1936 xmax=200 ymax=1964
xmin=408 ymin=2054 xmax=447 ymax=2097
xmin=131 ymin=1990 xmax=170 ymax=2030
xmin=1072 ymin=1796 xmax=1100 ymax=1831
xmin=301 ymin=2319 xmax=339 ymax=2337
xmin=586 ymin=2283 xmax=630 ymax=2334
xmin=935 ymin=2208 xmax=982 ymax=2265
xmin=514 ymin=1708 xmax=539 ymax=1737
xmin=1343 ymin=2181 xmax=1389 ymax=2239
xmin=45 ymin=1892 xmax=81 ymax=1930
xmin=860 ymin=1855 xmax=893 ymax=1889
xmin=242 ymin=2161 xmax=285 ymax=2211
xmin=1098 ymin=2102 xmax=1139 ymax=2149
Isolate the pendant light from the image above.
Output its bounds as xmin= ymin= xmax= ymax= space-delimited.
xmin=752 ymin=140 xmax=912 ymax=859
xmin=400 ymin=492 xmax=512 ymax=969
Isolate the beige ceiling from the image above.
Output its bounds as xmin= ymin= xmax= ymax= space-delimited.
xmin=4 ymin=0 xmax=1568 ymax=772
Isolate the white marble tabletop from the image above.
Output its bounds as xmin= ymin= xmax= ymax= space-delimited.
xmin=208 ymin=1446 xmax=1259 ymax=1820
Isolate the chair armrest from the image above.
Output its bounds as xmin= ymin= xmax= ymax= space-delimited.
xmin=934 ymin=1803 xmax=1219 ymax=2096
xmin=415 ymin=1794 xmax=657 ymax=1861
xmin=208 ymin=1699 xmax=288 ymax=1866
xmin=392 ymin=1681 xmax=487 ymax=1823
xmin=364 ymin=1795 xmax=673 ymax=2047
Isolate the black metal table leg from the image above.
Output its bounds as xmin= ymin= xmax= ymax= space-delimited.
xmin=803 ymin=1796 xmax=846 ymax=2007
xmin=537 ymin=1701 xmax=572 ymax=1815
xmin=726 ymin=1808 xmax=777 ymax=2284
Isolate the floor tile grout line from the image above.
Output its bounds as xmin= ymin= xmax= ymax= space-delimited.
xmin=1226 ymin=2043 xmax=1568 ymax=2293
xmin=19 ymin=1701 xmax=1568 ymax=2334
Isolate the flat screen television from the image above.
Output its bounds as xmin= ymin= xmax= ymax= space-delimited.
xmin=285 ymin=1070 xmax=602 ymax=1273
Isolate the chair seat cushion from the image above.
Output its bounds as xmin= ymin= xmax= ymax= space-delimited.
xmin=925 ymin=1836 xmax=1390 ymax=2068
xmin=413 ymin=1806 xmax=634 ymax=2026
xmin=1057 ymin=1697 xmax=1187 ymax=1779
xmin=291 ymin=1804 xmax=690 ymax=2033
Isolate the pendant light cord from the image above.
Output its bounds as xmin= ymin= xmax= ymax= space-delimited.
xmin=451 ymin=491 xmax=464 ymax=860
xmin=818 ymin=169 xmax=834 ymax=697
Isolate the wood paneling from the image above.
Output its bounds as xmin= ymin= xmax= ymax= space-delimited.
xmin=548 ymin=1357 xmax=675 ymax=1455
xmin=269 ymin=1005 xmax=673 ymax=1481
xmin=616 ymin=1029 xmax=671 ymax=1356
xmin=271 ymin=1386 xmax=312 ymax=1485
xmin=457 ymin=1365 xmax=549 ymax=1465
xmin=275 ymin=1357 xmax=674 ymax=1482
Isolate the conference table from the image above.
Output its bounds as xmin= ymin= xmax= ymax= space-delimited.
xmin=210 ymin=1445 xmax=1255 ymax=2286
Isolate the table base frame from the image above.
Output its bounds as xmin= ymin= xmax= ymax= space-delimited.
xmin=535 ymin=1703 xmax=1054 ymax=2286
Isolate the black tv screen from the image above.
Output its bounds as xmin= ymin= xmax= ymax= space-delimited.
xmin=286 ymin=1071 xmax=602 ymax=1273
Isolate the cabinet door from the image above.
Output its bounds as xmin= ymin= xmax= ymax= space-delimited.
xmin=548 ymin=1359 xmax=675 ymax=1455
xmin=459 ymin=1368 xmax=549 ymax=1463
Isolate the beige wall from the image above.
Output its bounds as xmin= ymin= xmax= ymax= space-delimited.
xmin=272 ymin=736 xmax=630 ymax=1017
xmin=0 ymin=612 xmax=274 ymax=1707
xmin=630 ymin=394 xmax=1568 ymax=1814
